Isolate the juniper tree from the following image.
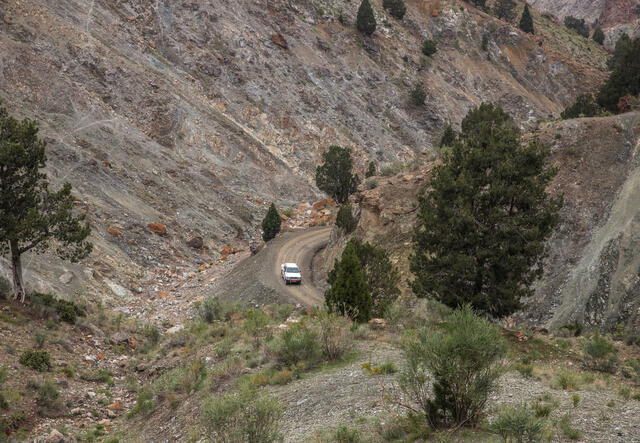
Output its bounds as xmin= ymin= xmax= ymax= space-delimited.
xmin=261 ymin=203 xmax=281 ymax=242
xmin=592 ymin=27 xmax=605 ymax=45
xmin=356 ymin=0 xmax=377 ymax=36
xmin=439 ymin=125 xmax=457 ymax=148
xmin=315 ymin=145 xmax=360 ymax=204
xmin=0 ymin=104 xmax=92 ymax=302
xmin=410 ymin=103 xmax=562 ymax=318
xmin=519 ymin=4 xmax=534 ymax=34
xmin=365 ymin=161 xmax=376 ymax=178
xmin=325 ymin=241 xmax=371 ymax=322
xmin=383 ymin=0 xmax=406 ymax=20
xmin=597 ymin=37 xmax=640 ymax=112
xmin=493 ymin=0 xmax=517 ymax=21
xmin=421 ymin=39 xmax=437 ymax=56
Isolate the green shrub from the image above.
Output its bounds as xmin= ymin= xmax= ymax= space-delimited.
xmin=316 ymin=311 xmax=352 ymax=361
xmin=553 ymin=370 xmax=579 ymax=390
xmin=127 ymin=388 xmax=155 ymax=418
xmin=335 ymin=205 xmax=357 ymax=233
xmin=558 ymin=414 xmax=581 ymax=440
xmin=201 ymin=386 xmax=283 ymax=442
xmin=362 ymin=361 xmax=397 ymax=375
xmin=583 ymin=331 xmax=617 ymax=373
xmin=564 ymin=16 xmax=589 ymax=37
xmin=33 ymin=331 xmax=47 ymax=348
xmin=36 ymin=380 xmax=60 ymax=410
xmin=398 ymin=305 xmax=507 ymax=428
xmin=270 ymin=369 xmax=294 ymax=385
xmin=410 ymin=83 xmax=426 ymax=106
xmin=333 ymin=424 xmax=361 ymax=442
xmin=421 ymin=39 xmax=437 ymax=57
xmin=571 ymin=393 xmax=580 ymax=407
xmin=561 ymin=94 xmax=602 ymax=119
xmin=30 ymin=292 xmax=85 ymax=324
xmin=488 ymin=404 xmax=545 ymax=443
xmin=269 ymin=321 xmax=321 ymax=367
xmin=365 ymin=161 xmax=376 ymax=178
xmin=0 ymin=276 xmax=11 ymax=299
xmin=19 ymin=350 xmax=51 ymax=372
xmin=153 ymin=359 xmax=207 ymax=397
xmin=215 ymin=337 xmax=234 ymax=358
xmin=593 ymin=27 xmax=605 ymax=45
xmin=143 ymin=324 xmax=161 ymax=346
xmin=262 ymin=203 xmax=281 ymax=242
xmin=0 ymin=365 xmax=7 ymax=410
xmin=514 ymin=362 xmax=533 ymax=378
xmin=197 ymin=297 xmax=238 ymax=323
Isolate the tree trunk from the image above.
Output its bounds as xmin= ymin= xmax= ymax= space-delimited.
xmin=10 ymin=240 xmax=26 ymax=303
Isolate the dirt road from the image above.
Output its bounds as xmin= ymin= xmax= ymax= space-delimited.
xmin=210 ymin=227 xmax=332 ymax=306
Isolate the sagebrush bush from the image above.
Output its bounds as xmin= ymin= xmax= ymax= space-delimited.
xmin=316 ymin=311 xmax=352 ymax=361
xmin=36 ymin=379 xmax=60 ymax=410
xmin=398 ymin=305 xmax=507 ymax=428
xmin=269 ymin=321 xmax=321 ymax=366
xmin=583 ymin=331 xmax=617 ymax=373
xmin=30 ymin=292 xmax=85 ymax=324
xmin=19 ymin=350 xmax=51 ymax=372
xmin=197 ymin=296 xmax=237 ymax=323
xmin=201 ymin=386 xmax=283 ymax=442
xmin=333 ymin=424 xmax=361 ymax=443
xmin=421 ymin=39 xmax=437 ymax=56
xmin=153 ymin=359 xmax=207 ymax=398
xmin=488 ymin=403 xmax=545 ymax=443
xmin=410 ymin=83 xmax=426 ymax=106
xmin=127 ymin=388 xmax=155 ymax=418
xmin=553 ymin=370 xmax=579 ymax=390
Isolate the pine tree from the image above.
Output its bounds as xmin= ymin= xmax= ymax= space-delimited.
xmin=410 ymin=103 xmax=562 ymax=318
xmin=325 ymin=241 xmax=371 ymax=322
xmin=0 ymin=104 xmax=92 ymax=302
xmin=315 ymin=145 xmax=360 ymax=204
xmin=439 ymin=125 xmax=457 ymax=148
xmin=356 ymin=0 xmax=377 ymax=36
xmin=493 ymin=0 xmax=517 ymax=21
xmin=383 ymin=0 xmax=406 ymax=20
xmin=261 ymin=203 xmax=281 ymax=242
xmin=592 ymin=27 xmax=605 ymax=45
xmin=519 ymin=4 xmax=534 ymax=34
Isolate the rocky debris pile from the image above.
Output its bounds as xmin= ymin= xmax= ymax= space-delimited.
xmin=282 ymin=198 xmax=338 ymax=230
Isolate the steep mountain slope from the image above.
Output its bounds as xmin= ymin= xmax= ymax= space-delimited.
xmin=0 ymin=0 xmax=608 ymax=310
xmin=528 ymin=0 xmax=640 ymax=45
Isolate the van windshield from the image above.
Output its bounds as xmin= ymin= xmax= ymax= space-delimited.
xmin=286 ymin=267 xmax=300 ymax=273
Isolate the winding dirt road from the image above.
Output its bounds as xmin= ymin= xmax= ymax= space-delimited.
xmin=211 ymin=227 xmax=331 ymax=306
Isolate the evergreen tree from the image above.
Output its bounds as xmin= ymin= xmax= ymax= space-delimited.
xmin=356 ymin=0 xmax=377 ymax=36
xmin=564 ymin=16 xmax=589 ymax=38
xmin=410 ymin=83 xmax=426 ymax=106
xmin=493 ymin=0 xmax=517 ymax=21
xmin=410 ymin=103 xmax=562 ymax=318
xmin=471 ymin=0 xmax=487 ymax=9
xmin=519 ymin=4 xmax=534 ymax=34
xmin=348 ymin=239 xmax=400 ymax=317
xmin=560 ymin=93 xmax=601 ymax=119
xmin=597 ymin=37 xmax=640 ymax=112
xmin=315 ymin=145 xmax=360 ymax=204
xmin=261 ymin=203 xmax=281 ymax=242
xmin=0 ymin=104 xmax=92 ymax=302
xmin=365 ymin=161 xmax=376 ymax=178
xmin=439 ymin=125 xmax=457 ymax=148
xmin=421 ymin=39 xmax=438 ymax=57
xmin=382 ymin=0 xmax=406 ymax=20
xmin=335 ymin=205 xmax=357 ymax=233
xmin=592 ymin=27 xmax=605 ymax=45
xmin=325 ymin=241 xmax=371 ymax=322
xmin=608 ymin=33 xmax=631 ymax=70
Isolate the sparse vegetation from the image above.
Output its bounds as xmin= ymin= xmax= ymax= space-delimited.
xmin=564 ymin=16 xmax=589 ymax=38
xmin=382 ymin=0 xmax=406 ymax=20
xmin=410 ymin=83 xmax=426 ymax=106
xmin=488 ymin=403 xmax=545 ymax=443
xmin=583 ymin=331 xmax=617 ymax=373
xmin=269 ymin=320 xmax=321 ymax=367
xmin=561 ymin=93 xmax=602 ymax=119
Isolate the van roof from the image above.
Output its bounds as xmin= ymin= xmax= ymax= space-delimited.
xmin=284 ymin=262 xmax=298 ymax=267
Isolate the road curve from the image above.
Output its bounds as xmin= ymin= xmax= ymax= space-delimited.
xmin=209 ymin=227 xmax=331 ymax=307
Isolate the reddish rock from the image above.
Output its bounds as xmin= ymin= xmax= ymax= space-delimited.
xmin=271 ymin=33 xmax=288 ymax=49
xmin=96 ymin=353 xmax=105 ymax=360
xmin=108 ymin=401 xmax=124 ymax=411
xmin=157 ymin=292 xmax=169 ymax=299
xmin=148 ymin=222 xmax=167 ymax=236
xmin=220 ymin=245 xmax=237 ymax=260
xmin=107 ymin=227 xmax=122 ymax=236
xmin=3 ymin=17 xmax=12 ymax=25
xmin=129 ymin=337 xmax=139 ymax=349
xmin=280 ymin=213 xmax=289 ymax=221
xmin=197 ymin=263 xmax=210 ymax=272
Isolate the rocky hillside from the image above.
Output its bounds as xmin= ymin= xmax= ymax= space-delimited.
xmin=528 ymin=0 xmax=640 ymax=45
xmin=0 ymin=0 xmax=609 ymax=310
xmin=345 ymin=111 xmax=640 ymax=334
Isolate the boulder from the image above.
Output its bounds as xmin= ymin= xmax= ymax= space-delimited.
xmin=59 ymin=272 xmax=74 ymax=284
xmin=44 ymin=429 xmax=65 ymax=443
xmin=148 ymin=222 xmax=167 ymax=236
xmin=271 ymin=33 xmax=288 ymax=49
xmin=166 ymin=324 xmax=184 ymax=335
xmin=187 ymin=235 xmax=203 ymax=249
